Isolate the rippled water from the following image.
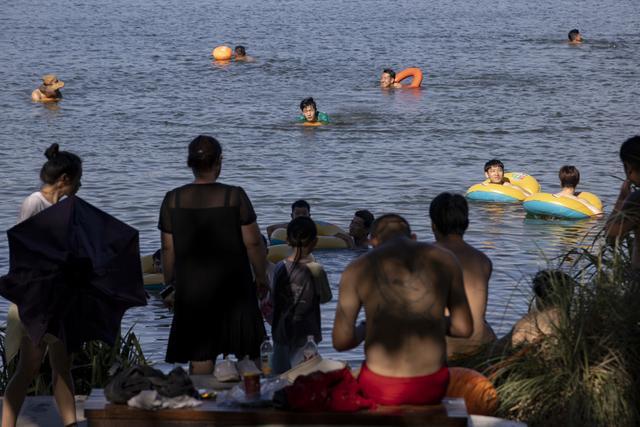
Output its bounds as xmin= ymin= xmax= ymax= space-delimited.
xmin=1 ymin=0 xmax=639 ymax=366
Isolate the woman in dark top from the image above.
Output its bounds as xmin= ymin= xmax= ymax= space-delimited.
xmin=158 ymin=135 xmax=268 ymax=374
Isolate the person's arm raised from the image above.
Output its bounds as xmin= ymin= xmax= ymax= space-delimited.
xmin=446 ymin=256 xmax=473 ymax=338
xmin=332 ymin=260 xmax=364 ymax=351
xmin=242 ymin=221 xmax=269 ymax=297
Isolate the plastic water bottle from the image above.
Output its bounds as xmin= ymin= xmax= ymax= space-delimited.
xmin=260 ymin=336 xmax=273 ymax=376
xmin=302 ymin=335 xmax=318 ymax=361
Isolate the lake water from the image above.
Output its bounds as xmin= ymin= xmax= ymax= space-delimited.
xmin=1 ymin=0 xmax=639 ymax=367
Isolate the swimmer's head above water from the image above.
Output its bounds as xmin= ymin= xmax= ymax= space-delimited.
xmin=380 ymin=68 xmax=402 ymax=89
xmin=568 ymin=29 xmax=582 ymax=44
xmin=300 ymin=97 xmax=319 ymax=122
xmin=484 ymin=159 xmax=507 ymax=184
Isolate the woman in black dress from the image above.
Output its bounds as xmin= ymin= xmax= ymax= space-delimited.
xmin=158 ymin=135 xmax=268 ymax=374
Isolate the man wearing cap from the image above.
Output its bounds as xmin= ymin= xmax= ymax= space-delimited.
xmin=31 ymin=75 xmax=64 ymax=102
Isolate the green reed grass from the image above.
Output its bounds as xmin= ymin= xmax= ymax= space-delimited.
xmin=0 ymin=326 xmax=147 ymax=396
xmin=461 ymin=230 xmax=640 ymax=426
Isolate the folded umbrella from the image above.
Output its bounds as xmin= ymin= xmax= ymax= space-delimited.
xmin=0 ymin=195 xmax=147 ymax=352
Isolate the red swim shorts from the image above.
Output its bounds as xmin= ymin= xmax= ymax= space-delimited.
xmin=358 ymin=362 xmax=449 ymax=406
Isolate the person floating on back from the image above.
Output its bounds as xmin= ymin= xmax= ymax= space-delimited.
xmin=554 ymin=165 xmax=602 ymax=215
xmin=31 ymin=74 xmax=64 ymax=102
xmin=568 ymin=29 xmax=583 ymax=44
xmin=430 ymin=193 xmax=497 ymax=357
xmin=483 ymin=159 xmax=532 ymax=196
xmin=297 ymin=97 xmax=329 ymax=125
xmin=332 ymin=214 xmax=472 ymax=406
xmin=606 ymin=135 xmax=640 ymax=269
xmin=271 ymin=217 xmax=332 ymax=374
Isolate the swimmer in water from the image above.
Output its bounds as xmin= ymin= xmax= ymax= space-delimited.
xmin=483 ymin=159 xmax=532 ymax=196
xmin=380 ymin=68 xmax=402 ymax=89
xmin=568 ymin=29 xmax=583 ymax=44
xmin=234 ymin=45 xmax=255 ymax=62
xmin=554 ymin=165 xmax=602 ymax=215
xmin=297 ymin=97 xmax=330 ymax=125
xmin=31 ymin=74 xmax=64 ymax=102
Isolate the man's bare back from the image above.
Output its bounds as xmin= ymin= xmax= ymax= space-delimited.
xmin=436 ymin=238 xmax=496 ymax=356
xmin=333 ymin=229 xmax=472 ymax=378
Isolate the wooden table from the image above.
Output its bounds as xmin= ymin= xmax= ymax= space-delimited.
xmin=84 ymin=390 xmax=468 ymax=426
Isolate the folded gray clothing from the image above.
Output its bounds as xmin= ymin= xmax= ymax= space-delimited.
xmin=105 ymin=365 xmax=199 ymax=404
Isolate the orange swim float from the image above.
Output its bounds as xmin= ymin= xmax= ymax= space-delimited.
xmin=212 ymin=45 xmax=232 ymax=61
xmin=395 ymin=67 xmax=423 ymax=88
xmin=446 ymin=367 xmax=498 ymax=416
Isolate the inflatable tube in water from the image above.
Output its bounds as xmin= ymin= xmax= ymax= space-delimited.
xmin=270 ymin=222 xmax=349 ymax=249
xmin=523 ymin=192 xmax=602 ymax=219
xmin=141 ymin=254 xmax=164 ymax=290
xmin=395 ymin=67 xmax=423 ymax=88
xmin=466 ymin=172 xmax=540 ymax=203
xmin=446 ymin=367 xmax=498 ymax=416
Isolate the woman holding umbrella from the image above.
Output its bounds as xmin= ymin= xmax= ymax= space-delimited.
xmin=3 ymin=143 xmax=82 ymax=427
xmin=158 ymin=135 xmax=268 ymax=374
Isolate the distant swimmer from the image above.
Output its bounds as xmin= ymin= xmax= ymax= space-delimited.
xmin=568 ymin=29 xmax=583 ymax=44
xmin=554 ymin=165 xmax=602 ymax=215
xmin=483 ymin=159 xmax=532 ymax=196
xmin=31 ymin=74 xmax=64 ymax=102
xmin=380 ymin=68 xmax=423 ymax=89
xmin=296 ymin=97 xmax=329 ymax=125
xmin=234 ymin=45 xmax=255 ymax=62
xmin=380 ymin=69 xmax=402 ymax=89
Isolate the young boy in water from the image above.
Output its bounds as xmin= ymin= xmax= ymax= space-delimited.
xmin=554 ymin=165 xmax=602 ymax=215
xmin=271 ymin=217 xmax=332 ymax=374
xmin=297 ymin=97 xmax=330 ymax=125
xmin=483 ymin=159 xmax=532 ymax=196
xmin=606 ymin=135 xmax=640 ymax=269
xmin=233 ymin=45 xmax=254 ymax=62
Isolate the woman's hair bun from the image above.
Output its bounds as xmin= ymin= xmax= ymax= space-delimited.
xmin=44 ymin=143 xmax=60 ymax=160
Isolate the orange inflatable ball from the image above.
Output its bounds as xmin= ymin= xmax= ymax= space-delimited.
xmin=446 ymin=367 xmax=498 ymax=416
xmin=212 ymin=45 xmax=232 ymax=61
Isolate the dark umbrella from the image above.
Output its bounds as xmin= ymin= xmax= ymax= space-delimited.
xmin=0 ymin=195 xmax=147 ymax=352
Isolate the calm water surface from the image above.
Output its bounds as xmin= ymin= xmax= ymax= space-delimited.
xmin=1 ymin=0 xmax=639 ymax=366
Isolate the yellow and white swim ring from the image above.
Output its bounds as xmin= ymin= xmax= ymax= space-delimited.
xmin=466 ymin=172 xmax=540 ymax=203
xmin=269 ymin=220 xmax=349 ymax=249
xmin=523 ymin=192 xmax=602 ymax=219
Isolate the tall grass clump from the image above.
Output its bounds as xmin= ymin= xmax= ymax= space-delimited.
xmin=0 ymin=326 xmax=147 ymax=395
xmin=486 ymin=234 xmax=640 ymax=426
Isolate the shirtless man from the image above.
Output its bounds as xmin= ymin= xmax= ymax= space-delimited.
xmin=429 ymin=193 xmax=496 ymax=357
xmin=483 ymin=159 xmax=532 ymax=196
xmin=31 ymin=74 xmax=64 ymax=102
xmin=379 ymin=69 xmax=402 ymax=89
xmin=554 ymin=165 xmax=602 ymax=215
xmin=332 ymin=214 xmax=472 ymax=406
xmin=266 ymin=199 xmax=311 ymax=238
xmin=348 ymin=209 xmax=374 ymax=249
xmin=568 ymin=29 xmax=583 ymax=44
xmin=606 ymin=135 xmax=640 ymax=269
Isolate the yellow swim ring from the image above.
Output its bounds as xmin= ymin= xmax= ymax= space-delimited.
xmin=270 ymin=222 xmax=349 ymax=250
xmin=523 ymin=192 xmax=602 ymax=219
xmin=466 ymin=172 xmax=540 ymax=203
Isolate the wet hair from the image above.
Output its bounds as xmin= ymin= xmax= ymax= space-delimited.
xmin=300 ymin=97 xmax=317 ymax=112
xmin=568 ymin=29 xmax=580 ymax=41
xmin=39 ymin=143 xmax=82 ymax=185
xmin=234 ymin=45 xmax=246 ymax=56
xmin=484 ymin=159 xmax=504 ymax=172
xmin=619 ymin=135 xmax=640 ymax=170
xmin=287 ymin=217 xmax=317 ymax=248
xmin=558 ymin=165 xmax=580 ymax=188
xmin=370 ymin=213 xmax=411 ymax=242
xmin=290 ymin=199 xmax=311 ymax=214
xmin=354 ymin=210 xmax=375 ymax=229
xmin=382 ymin=68 xmax=396 ymax=79
xmin=429 ymin=192 xmax=469 ymax=236
xmin=532 ymin=269 xmax=575 ymax=309
xmin=187 ymin=135 xmax=222 ymax=175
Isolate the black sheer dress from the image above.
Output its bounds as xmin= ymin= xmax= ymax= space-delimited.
xmin=158 ymin=183 xmax=265 ymax=362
